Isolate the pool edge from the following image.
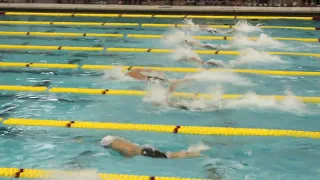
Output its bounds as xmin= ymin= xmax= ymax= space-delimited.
xmin=0 ymin=3 xmax=320 ymax=16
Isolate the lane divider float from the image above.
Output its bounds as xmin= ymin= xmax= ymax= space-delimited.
xmin=127 ymin=34 xmax=320 ymax=43
xmin=0 ymin=20 xmax=138 ymax=27
xmin=107 ymin=47 xmax=320 ymax=58
xmin=142 ymin=23 xmax=320 ymax=31
xmin=0 ymin=167 xmax=205 ymax=180
xmin=0 ymin=44 xmax=103 ymax=51
xmin=1 ymin=62 xmax=320 ymax=76
xmin=2 ymin=12 xmax=320 ymax=20
xmin=0 ymin=31 xmax=318 ymax=43
xmin=0 ymin=31 xmax=123 ymax=37
xmin=0 ymin=44 xmax=318 ymax=58
xmin=0 ymin=20 xmax=318 ymax=31
xmin=3 ymin=118 xmax=320 ymax=139
xmin=0 ymin=85 xmax=319 ymax=103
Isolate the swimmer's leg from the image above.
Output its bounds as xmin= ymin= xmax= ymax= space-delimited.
xmin=185 ymin=56 xmax=205 ymax=65
xmin=207 ymin=30 xmax=218 ymax=34
xmin=167 ymin=151 xmax=204 ymax=159
xmin=203 ymin=45 xmax=217 ymax=50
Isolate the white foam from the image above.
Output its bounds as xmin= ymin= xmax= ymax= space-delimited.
xmin=142 ymin=83 xmax=168 ymax=106
xmin=172 ymin=46 xmax=200 ymax=61
xmin=102 ymin=66 xmax=134 ymax=81
xmin=232 ymin=33 xmax=285 ymax=49
xmin=161 ymin=30 xmax=193 ymax=46
xmin=187 ymin=142 xmax=211 ymax=152
xmin=222 ymin=90 xmax=309 ymax=115
xmin=233 ymin=20 xmax=262 ymax=33
xmin=229 ymin=48 xmax=287 ymax=66
xmin=185 ymin=70 xmax=253 ymax=86
xmin=182 ymin=18 xmax=200 ymax=33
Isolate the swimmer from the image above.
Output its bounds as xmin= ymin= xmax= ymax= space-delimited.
xmin=198 ymin=25 xmax=235 ymax=35
xmin=179 ymin=56 xmax=226 ymax=68
xmin=125 ymin=66 xmax=168 ymax=83
xmin=159 ymin=79 xmax=221 ymax=111
xmin=101 ymin=136 xmax=208 ymax=159
xmin=181 ymin=39 xmax=224 ymax=50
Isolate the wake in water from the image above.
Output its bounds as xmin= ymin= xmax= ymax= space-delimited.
xmin=103 ymin=66 xmax=133 ymax=81
xmin=182 ymin=19 xmax=235 ymax=35
xmin=143 ymin=83 xmax=310 ymax=115
xmin=232 ymin=33 xmax=286 ymax=49
xmin=204 ymin=158 xmax=249 ymax=180
xmin=233 ymin=20 xmax=262 ymax=34
xmin=161 ymin=30 xmax=194 ymax=47
xmin=228 ymin=48 xmax=288 ymax=66
xmin=184 ymin=71 xmax=253 ymax=86
xmin=182 ymin=19 xmax=262 ymax=35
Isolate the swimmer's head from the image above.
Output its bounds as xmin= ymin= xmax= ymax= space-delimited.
xmin=101 ymin=135 xmax=116 ymax=148
xmin=178 ymin=104 xmax=190 ymax=110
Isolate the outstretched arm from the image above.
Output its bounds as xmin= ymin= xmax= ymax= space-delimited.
xmin=165 ymin=78 xmax=193 ymax=104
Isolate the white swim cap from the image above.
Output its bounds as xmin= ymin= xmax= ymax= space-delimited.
xmin=100 ymin=136 xmax=116 ymax=147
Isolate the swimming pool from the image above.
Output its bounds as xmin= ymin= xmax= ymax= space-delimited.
xmin=0 ymin=12 xmax=319 ymax=180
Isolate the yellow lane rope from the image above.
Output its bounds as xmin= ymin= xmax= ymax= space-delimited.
xmin=1 ymin=62 xmax=320 ymax=76
xmin=0 ymin=44 xmax=103 ymax=51
xmin=3 ymin=118 xmax=320 ymax=139
xmin=0 ymin=44 xmax=318 ymax=58
xmin=0 ymin=31 xmax=123 ymax=37
xmin=0 ymin=167 xmax=205 ymax=180
xmin=0 ymin=20 xmax=318 ymax=31
xmin=3 ymin=12 xmax=320 ymax=20
xmin=127 ymin=34 xmax=320 ymax=43
xmin=0 ymin=85 xmax=319 ymax=103
xmin=0 ymin=31 xmax=318 ymax=43
xmin=107 ymin=47 xmax=320 ymax=58
xmin=141 ymin=23 xmax=319 ymax=31
xmin=0 ymin=21 xmax=138 ymax=26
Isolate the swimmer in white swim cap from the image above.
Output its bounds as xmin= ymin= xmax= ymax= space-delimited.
xmin=101 ymin=135 xmax=208 ymax=159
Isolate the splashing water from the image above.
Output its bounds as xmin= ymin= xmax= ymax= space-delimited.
xmin=185 ymin=71 xmax=253 ymax=86
xmin=222 ymin=90 xmax=309 ymax=115
xmin=229 ymin=48 xmax=287 ymax=66
xmin=172 ymin=46 xmax=200 ymax=61
xmin=102 ymin=66 xmax=134 ymax=81
xmin=232 ymin=33 xmax=286 ymax=49
xmin=161 ymin=30 xmax=194 ymax=47
xmin=233 ymin=20 xmax=262 ymax=33
xmin=142 ymin=82 xmax=168 ymax=105
xmin=187 ymin=142 xmax=211 ymax=152
xmin=142 ymin=82 xmax=310 ymax=115
xmin=182 ymin=18 xmax=200 ymax=33
xmin=43 ymin=169 xmax=101 ymax=180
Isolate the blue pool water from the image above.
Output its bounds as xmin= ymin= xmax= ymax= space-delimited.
xmin=0 ymin=15 xmax=319 ymax=180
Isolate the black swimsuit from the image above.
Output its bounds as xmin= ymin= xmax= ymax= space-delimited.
xmin=141 ymin=148 xmax=168 ymax=158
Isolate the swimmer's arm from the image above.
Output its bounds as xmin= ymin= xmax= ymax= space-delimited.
xmin=167 ymin=151 xmax=203 ymax=159
xmin=129 ymin=68 xmax=160 ymax=74
xmin=223 ymin=29 xmax=236 ymax=34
